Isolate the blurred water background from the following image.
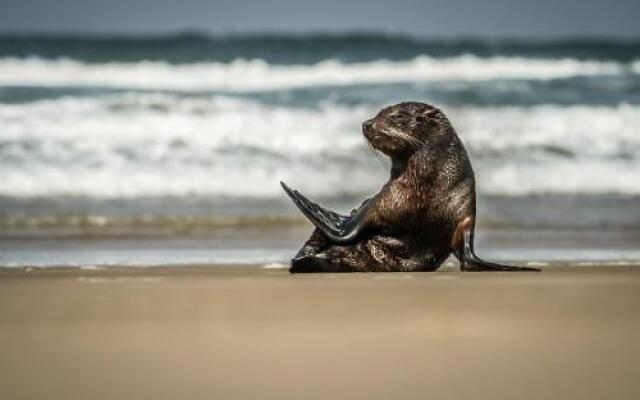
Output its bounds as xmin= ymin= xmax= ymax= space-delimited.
xmin=1 ymin=33 xmax=639 ymax=266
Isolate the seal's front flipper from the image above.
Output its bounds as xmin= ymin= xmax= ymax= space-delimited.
xmin=280 ymin=181 xmax=369 ymax=244
xmin=290 ymin=255 xmax=329 ymax=273
xmin=453 ymin=218 xmax=539 ymax=272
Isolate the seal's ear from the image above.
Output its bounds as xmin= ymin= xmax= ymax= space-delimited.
xmin=417 ymin=108 xmax=440 ymax=125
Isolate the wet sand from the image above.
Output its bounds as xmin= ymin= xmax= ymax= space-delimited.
xmin=2 ymin=264 xmax=640 ymax=400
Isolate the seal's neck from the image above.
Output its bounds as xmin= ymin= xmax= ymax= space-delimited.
xmin=389 ymin=157 xmax=409 ymax=180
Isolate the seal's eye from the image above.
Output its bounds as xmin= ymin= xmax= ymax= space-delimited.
xmin=424 ymin=109 xmax=440 ymax=118
xmin=390 ymin=112 xmax=412 ymax=123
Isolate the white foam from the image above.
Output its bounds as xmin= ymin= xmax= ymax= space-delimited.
xmin=0 ymin=55 xmax=634 ymax=91
xmin=1 ymin=95 xmax=640 ymax=198
xmin=0 ymin=95 xmax=381 ymax=198
xmin=448 ymin=104 xmax=640 ymax=195
xmin=262 ymin=263 xmax=288 ymax=269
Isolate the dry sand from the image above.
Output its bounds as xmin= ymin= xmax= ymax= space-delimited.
xmin=1 ymin=264 xmax=640 ymax=400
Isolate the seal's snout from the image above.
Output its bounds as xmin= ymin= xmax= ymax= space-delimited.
xmin=362 ymin=118 xmax=380 ymax=143
xmin=362 ymin=119 xmax=375 ymax=134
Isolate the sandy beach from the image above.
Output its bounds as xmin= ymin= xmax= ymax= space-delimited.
xmin=2 ymin=263 xmax=640 ymax=400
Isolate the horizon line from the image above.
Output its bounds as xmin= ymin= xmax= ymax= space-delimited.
xmin=0 ymin=29 xmax=639 ymax=42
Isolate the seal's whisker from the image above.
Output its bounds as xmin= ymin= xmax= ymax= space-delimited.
xmin=383 ymin=129 xmax=423 ymax=148
xmin=366 ymin=140 xmax=388 ymax=169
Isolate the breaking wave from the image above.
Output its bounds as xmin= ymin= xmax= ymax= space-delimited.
xmin=1 ymin=94 xmax=639 ymax=198
xmin=0 ymin=55 xmax=637 ymax=92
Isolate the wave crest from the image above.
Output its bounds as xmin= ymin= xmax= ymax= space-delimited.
xmin=0 ymin=56 xmax=636 ymax=92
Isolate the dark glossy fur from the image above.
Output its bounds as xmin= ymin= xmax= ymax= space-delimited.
xmin=291 ymin=102 xmax=477 ymax=273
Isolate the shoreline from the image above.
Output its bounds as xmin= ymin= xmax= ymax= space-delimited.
xmin=2 ymin=222 xmax=640 ymax=267
xmin=2 ymin=259 xmax=640 ymax=275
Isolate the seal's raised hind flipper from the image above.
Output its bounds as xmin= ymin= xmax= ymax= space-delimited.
xmin=280 ymin=181 xmax=369 ymax=244
xmin=453 ymin=217 xmax=539 ymax=272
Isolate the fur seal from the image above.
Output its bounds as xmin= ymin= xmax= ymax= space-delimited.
xmin=281 ymin=101 xmax=538 ymax=273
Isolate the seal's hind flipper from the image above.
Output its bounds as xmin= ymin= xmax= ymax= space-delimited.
xmin=453 ymin=217 xmax=539 ymax=272
xmin=280 ymin=181 xmax=369 ymax=244
xmin=462 ymin=230 xmax=539 ymax=271
xmin=280 ymin=182 xmax=346 ymax=231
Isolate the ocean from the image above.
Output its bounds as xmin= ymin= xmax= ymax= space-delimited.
xmin=1 ymin=33 xmax=639 ymax=266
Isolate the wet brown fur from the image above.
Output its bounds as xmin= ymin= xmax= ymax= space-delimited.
xmin=291 ymin=102 xmax=478 ymax=273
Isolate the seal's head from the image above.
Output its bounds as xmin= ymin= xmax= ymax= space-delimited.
xmin=362 ymin=102 xmax=452 ymax=158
